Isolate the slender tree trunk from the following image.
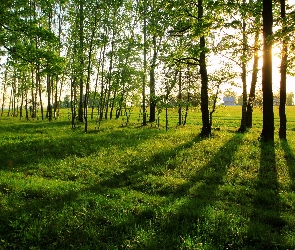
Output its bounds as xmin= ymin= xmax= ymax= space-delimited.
xmin=238 ymin=18 xmax=247 ymax=132
xmin=78 ymin=0 xmax=84 ymax=123
xmin=37 ymin=67 xmax=44 ymax=120
xmin=99 ymin=43 xmax=107 ymax=120
xmin=246 ymin=29 xmax=259 ymax=127
xmin=25 ymin=88 xmax=29 ymax=121
xmin=279 ymin=0 xmax=287 ymax=139
xmin=105 ymin=34 xmax=115 ymax=120
xmin=54 ymin=76 xmax=58 ymax=119
xmin=1 ymin=72 xmax=7 ymax=116
xmin=110 ymin=88 xmax=117 ymax=120
xmin=71 ymin=77 xmax=77 ymax=128
xmin=84 ymin=11 xmax=97 ymax=132
xmin=31 ymin=69 xmax=36 ymax=118
xmin=183 ymin=67 xmax=191 ymax=126
xmin=46 ymin=74 xmax=52 ymax=121
xmin=116 ymin=79 xmax=125 ymax=119
xmin=91 ymin=46 xmax=103 ymax=119
xmin=57 ymin=76 xmax=64 ymax=119
xmin=198 ymin=0 xmax=211 ymax=136
xmin=261 ymin=0 xmax=274 ymax=141
xmin=142 ymin=0 xmax=147 ymax=126
xmin=20 ymin=90 xmax=24 ymax=120
xmin=7 ymin=88 xmax=12 ymax=117
xmin=91 ymin=71 xmax=99 ymax=119
xmin=178 ymin=69 xmax=182 ymax=125
xmin=149 ymin=35 xmax=157 ymax=122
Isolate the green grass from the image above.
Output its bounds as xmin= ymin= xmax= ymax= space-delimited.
xmin=0 ymin=106 xmax=295 ymax=249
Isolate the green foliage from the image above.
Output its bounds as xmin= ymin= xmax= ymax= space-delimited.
xmin=0 ymin=107 xmax=295 ymax=249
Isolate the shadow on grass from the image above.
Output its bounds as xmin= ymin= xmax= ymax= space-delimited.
xmin=247 ymin=141 xmax=285 ymax=249
xmin=147 ymin=132 xmax=245 ymax=249
xmin=0 ymin=124 xmax=164 ymax=172
xmin=281 ymin=140 xmax=295 ymax=190
xmin=83 ymin=132 xmax=245 ymax=249
xmin=4 ymin=128 xmax=280 ymax=249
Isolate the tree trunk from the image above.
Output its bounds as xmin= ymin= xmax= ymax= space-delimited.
xmin=99 ymin=43 xmax=107 ymax=120
xmin=54 ymin=76 xmax=59 ymax=119
xmin=78 ymin=0 xmax=84 ymax=123
xmin=238 ymin=18 xmax=247 ymax=132
xmin=84 ymin=10 xmax=97 ymax=132
xmin=261 ymin=0 xmax=274 ymax=141
xmin=71 ymin=77 xmax=77 ymax=128
xmin=37 ymin=67 xmax=44 ymax=120
xmin=142 ymin=0 xmax=147 ymax=126
xmin=20 ymin=89 xmax=24 ymax=120
xmin=25 ymin=88 xmax=29 ymax=121
xmin=246 ymin=28 xmax=260 ymax=128
xmin=198 ymin=0 xmax=211 ymax=136
xmin=279 ymin=0 xmax=287 ymax=139
xmin=178 ymin=69 xmax=182 ymax=125
xmin=1 ymin=72 xmax=7 ymax=116
xmin=149 ymin=35 xmax=157 ymax=122
xmin=31 ymin=69 xmax=36 ymax=118
xmin=46 ymin=74 xmax=52 ymax=121
xmin=105 ymin=35 xmax=115 ymax=120
xmin=183 ymin=67 xmax=191 ymax=126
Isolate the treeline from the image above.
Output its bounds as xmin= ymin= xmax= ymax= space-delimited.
xmin=0 ymin=0 xmax=295 ymax=140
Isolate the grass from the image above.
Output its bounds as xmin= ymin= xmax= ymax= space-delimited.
xmin=0 ymin=106 xmax=295 ymax=249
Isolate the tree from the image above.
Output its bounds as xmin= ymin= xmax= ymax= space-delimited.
xmin=142 ymin=0 xmax=147 ymax=126
xmin=198 ymin=0 xmax=211 ymax=136
xmin=238 ymin=1 xmax=248 ymax=133
xmin=279 ymin=0 xmax=287 ymax=139
xmin=246 ymin=20 xmax=260 ymax=128
xmin=261 ymin=0 xmax=274 ymax=141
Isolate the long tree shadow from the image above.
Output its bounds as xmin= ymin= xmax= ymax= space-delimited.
xmin=0 ymin=129 xmax=204 ymax=249
xmin=0 ymin=125 xmax=165 ymax=172
xmin=281 ymin=140 xmax=295 ymax=190
xmin=146 ymin=132 xmax=246 ymax=249
xmin=0 ymin=131 xmax=247 ymax=249
xmin=247 ymin=141 xmax=285 ymax=249
xmin=84 ymin=132 xmax=245 ymax=249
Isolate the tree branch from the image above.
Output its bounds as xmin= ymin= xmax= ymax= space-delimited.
xmin=174 ymin=57 xmax=200 ymax=66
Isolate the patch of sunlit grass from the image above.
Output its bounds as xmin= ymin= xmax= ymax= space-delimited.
xmin=0 ymin=107 xmax=295 ymax=249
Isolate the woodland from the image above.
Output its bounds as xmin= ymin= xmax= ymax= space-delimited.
xmin=0 ymin=0 xmax=295 ymax=140
xmin=1 ymin=1 xmax=295 ymax=249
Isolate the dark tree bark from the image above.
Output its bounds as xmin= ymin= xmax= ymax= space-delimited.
xmin=279 ymin=0 xmax=287 ymax=139
xmin=261 ymin=0 xmax=274 ymax=141
xmin=238 ymin=19 xmax=247 ymax=132
xmin=1 ymin=72 xmax=7 ymax=116
xmin=46 ymin=74 xmax=53 ymax=121
xmin=178 ymin=69 xmax=182 ymax=125
xmin=149 ymin=35 xmax=157 ymax=123
xmin=99 ymin=42 xmax=107 ymax=121
xmin=246 ymin=29 xmax=260 ymax=127
xmin=71 ymin=77 xmax=77 ymax=128
xmin=199 ymin=0 xmax=211 ymax=136
xmin=77 ymin=0 xmax=84 ymax=123
xmin=142 ymin=0 xmax=147 ymax=126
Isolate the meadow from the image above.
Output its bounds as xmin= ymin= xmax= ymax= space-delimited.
xmin=0 ymin=106 xmax=295 ymax=249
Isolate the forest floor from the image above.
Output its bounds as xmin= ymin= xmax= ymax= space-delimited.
xmin=0 ymin=106 xmax=295 ymax=249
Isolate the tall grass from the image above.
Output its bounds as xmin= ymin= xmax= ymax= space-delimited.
xmin=0 ymin=106 xmax=295 ymax=249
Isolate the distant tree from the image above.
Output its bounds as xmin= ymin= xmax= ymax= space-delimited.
xmin=286 ymin=92 xmax=294 ymax=106
xmin=223 ymin=88 xmax=237 ymax=100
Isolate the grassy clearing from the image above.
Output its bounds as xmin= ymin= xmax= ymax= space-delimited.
xmin=0 ymin=106 xmax=295 ymax=249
